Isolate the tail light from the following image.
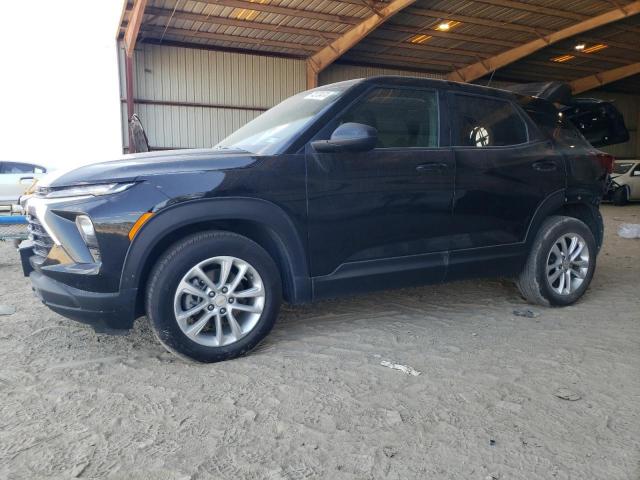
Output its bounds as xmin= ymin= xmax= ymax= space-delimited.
xmin=596 ymin=152 xmax=614 ymax=174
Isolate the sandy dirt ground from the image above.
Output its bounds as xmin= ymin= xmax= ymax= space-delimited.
xmin=0 ymin=205 xmax=639 ymax=480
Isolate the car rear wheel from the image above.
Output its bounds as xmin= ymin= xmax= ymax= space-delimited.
xmin=517 ymin=216 xmax=596 ymax=307
xmin=146 ymin=231 xmax=282 ymax=362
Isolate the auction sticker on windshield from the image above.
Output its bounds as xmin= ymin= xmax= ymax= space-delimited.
xmin=304 ymin=91 xmax=339 ymax=101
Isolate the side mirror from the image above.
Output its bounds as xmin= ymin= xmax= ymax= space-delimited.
xmin=633 ymin=170 xmax=640 ymax=176
xmin=311 ymin=122 xmax=377 ymax=153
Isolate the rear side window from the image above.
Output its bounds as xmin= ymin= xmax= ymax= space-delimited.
xmin=339 ymin=87 xmax=439 ymax=148
xmin=1 ymin=162 xmax=38 ymax=174
xmin=452 ymin=94 xmax=528 ymax=147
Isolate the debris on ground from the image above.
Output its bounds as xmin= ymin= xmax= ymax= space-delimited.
xmin=383 ymin=446 xmax=398 ymax=458
xmin=490 ymin=439 xmax=496 ymax=446
xmin=513 ymin=308 xmax=539 ymax=318
xmin=554 ymin=387 xmax=582 ymax=401
xmin=0 ymin=305 xmax=16 ymax=316
xmin=385 ymin=410 xmax=403 ymax=425
xmin=617 ymin=223 xmax=640 ymax=239
xmin=380 ymin=360 xmax=421 ymax=376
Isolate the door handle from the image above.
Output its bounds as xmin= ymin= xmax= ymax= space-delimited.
xmin=416 ymin=162 xmax=449 ymax=172
xmin=532 ymin=161 xmax=557 ymax=172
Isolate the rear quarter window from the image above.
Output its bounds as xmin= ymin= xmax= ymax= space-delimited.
xmin=451 ymin=94 xmax=528 ymax=147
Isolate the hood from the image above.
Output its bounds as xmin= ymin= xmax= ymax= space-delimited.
xmin=40 ymin=148 xmax=256 ymax=188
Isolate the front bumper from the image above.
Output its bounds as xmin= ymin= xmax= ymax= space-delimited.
xmin=20 ymin=242 xmax=138 ymax=333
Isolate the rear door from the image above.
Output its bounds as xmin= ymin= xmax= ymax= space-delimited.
xmin=447 ymin=92 xmax=565 ymax=278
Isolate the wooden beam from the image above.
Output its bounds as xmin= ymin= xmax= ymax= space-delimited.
xmin=141 ymin=26 xmax=320 ymax=53
xmin=383 ymin=20 xmax=640 ymax=56
xmin=124 ymin=0 xmax=148 ymax=57
xmin=570 ymin=62 xmax=640 ymax=94
xmin=364 ymin=37 xmax=492 ymax=60
xmin=448 ymin=1 xmax=640 ymax=82
xmin=306 ymin=62 xmax=318 ymax=89
xmin=409 ymin=6 xmax=640 ymax=54
xmin=196 ymin=0 xmax=361 ymax=25
xmin=143 ymin=6 xmax=342 ymax=40
xmin=410 ymin=6 xmax=544 ymax=36
xmin=384 ymin=23 xmax=517 ymax=49
xmin=307 ymin=0 xmax=417 ymax=85
xmin=473 ymin=0 xmax=640 ymax=35
xmin=116 ymin=0 xmax=131 ymax=39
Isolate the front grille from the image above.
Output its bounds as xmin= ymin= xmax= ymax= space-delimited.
xmin=27 ymin=214 xmax=53 ymax=262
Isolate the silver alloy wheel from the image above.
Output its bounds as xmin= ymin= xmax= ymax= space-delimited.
xmin=545 ymin=233 xmax=590 ymax=295
xmin=173 ymin=256 xmax=265 ymax=347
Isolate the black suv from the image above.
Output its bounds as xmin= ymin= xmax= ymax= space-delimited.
xmin=19 ymin=77 xmax=611 ymax=362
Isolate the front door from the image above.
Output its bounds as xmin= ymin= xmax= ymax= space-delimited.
xmin=306 ymin=86 xmax=455 ymax=298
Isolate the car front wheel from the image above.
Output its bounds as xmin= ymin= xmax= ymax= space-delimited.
xmin=612 ymin=187 xmax=629 ymax=206
xmin=146 ymin=231 xmax=282 ymax=362
xmin=517 ymin=216 xmax=597 ymax=306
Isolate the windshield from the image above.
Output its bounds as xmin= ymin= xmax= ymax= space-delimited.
xmin=215 ymin=80 xmax=359 ymax=155
xmin=612 ymin=162 xmax=636 ymax=174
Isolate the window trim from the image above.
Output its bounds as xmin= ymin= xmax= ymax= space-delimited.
xmin=448 ymin=91 xmax=531 ymax=149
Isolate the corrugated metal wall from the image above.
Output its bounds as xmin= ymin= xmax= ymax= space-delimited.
xmin=119 ymin=44 xmax=306 ymax=150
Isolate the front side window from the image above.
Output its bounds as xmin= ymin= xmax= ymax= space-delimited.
xmin=338 ymin=87 xmax=439 ymax=148
xmin=452 ymin=94 xmax=528 ymax=147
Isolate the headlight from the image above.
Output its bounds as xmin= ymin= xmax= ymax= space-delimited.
xmin=39 ymin=182 xmax=135 ymax=199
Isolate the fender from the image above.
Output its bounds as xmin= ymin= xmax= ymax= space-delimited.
xmin=523 ymin=189 xmax=566 ymax=245
xmin=119 ymin=197 xmax=312 ymax=305
xmin=524 ymin=188 xmax=604 ymax=249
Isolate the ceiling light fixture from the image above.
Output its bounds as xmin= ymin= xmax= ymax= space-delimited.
xmin=583 ymin=43 xmax=608 ymax=53
xmin=408 ymin=34 xmax=432 ymax=44
xmin=574 ymin=43 xmax=586 ymax=51
xmin=435 ymin=21 xmax=461 ymax=32
xmin=550 ymin=54 xmax=575 ymax=63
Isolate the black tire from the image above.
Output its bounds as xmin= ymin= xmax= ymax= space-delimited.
xmin=516 ymin=216 xmax=597 ymax=307
xmin=612 ymin=187 xmax=629 ymax=206
xmin=146 ymin=231 xmax=282 ymax=363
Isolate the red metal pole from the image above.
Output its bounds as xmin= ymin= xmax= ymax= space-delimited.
xmin=125 ymin=53 xmax=135 ymax=153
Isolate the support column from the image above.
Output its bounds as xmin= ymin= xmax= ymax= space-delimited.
xmin=125 ymin=53 xmax=135 ymax=153
xmin=306 ymin=62 xmax=318 ymax=90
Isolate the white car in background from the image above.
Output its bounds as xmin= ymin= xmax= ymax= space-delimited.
xmin=0 ymin=162 xmax=48 ymax=209
xmin=609 ymin=160 xmax=640 ymax=205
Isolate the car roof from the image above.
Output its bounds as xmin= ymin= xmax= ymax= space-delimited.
xmin=356 ymin=75 xmax=520 ymax=101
